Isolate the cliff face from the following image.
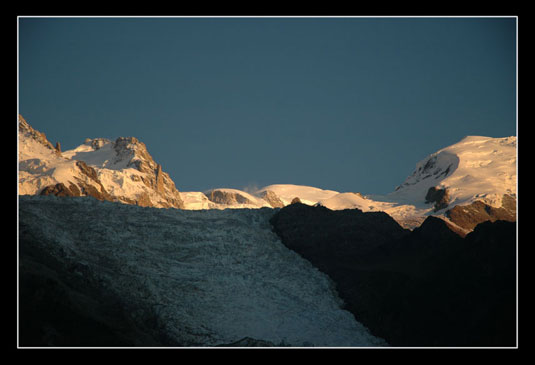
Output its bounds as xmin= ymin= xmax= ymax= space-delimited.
xmin=445 ymin=194 xmax=516 ymax=232
xmin=205 ymin=189 xmax=257 ymax=205
xmin=425 ymin=186 xmax=450 ymax=212
xmin=66 ymin=136 xmax=184 ymax=209
xmin=19 ymin=115 xmax=184 ymax=209
xmin=18 ymin=115 xmax=60 ymax=155
xmin=258 ymin=190 xmax=285 ymax=208
xmin=203 ymin=189 xmax=271 ymax=208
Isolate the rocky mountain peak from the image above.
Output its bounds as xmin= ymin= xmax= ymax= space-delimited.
xmin=84 ymin=138 xmax=111 ymax=150
xmin=19 ymin=116 xmax=184 ymax=209
xmin=394 ymin=150 xmax=459 ymax=193
xmin=111 ymin=136 xmax=157 ymax=174
xmin=19 ymin=114 xmax=61 ymax=157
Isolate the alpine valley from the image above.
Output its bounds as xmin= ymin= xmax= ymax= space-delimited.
xmin=18 ymin=115 xmax=517 ymax=347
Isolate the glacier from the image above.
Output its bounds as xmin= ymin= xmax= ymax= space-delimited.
xmin=18 ymin=195 xmax=386 ymax=347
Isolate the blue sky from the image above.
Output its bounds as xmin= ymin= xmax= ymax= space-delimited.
xmin=18 ymin=17 xmax=516 ymax=194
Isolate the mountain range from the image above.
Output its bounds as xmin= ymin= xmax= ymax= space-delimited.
xmin=18 ymin=114 xmax=516 ymax=236
xmin=17 ymin=115 xmax=518 ymax=347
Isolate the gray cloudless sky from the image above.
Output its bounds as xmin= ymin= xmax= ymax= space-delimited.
xmin=18 ymin=17 xmax=517 ymax=195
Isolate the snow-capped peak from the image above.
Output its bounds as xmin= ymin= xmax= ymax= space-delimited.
xmin=19 ymin=114 xmax=516 ymax=233
xmin=317 ymin=135 xmax=517 ymax=231
xmin=63 ymin=136 xmax=155 ymax=172
xmin=19 ymin=115 xmax=184 ymax=209
xmin=255 ymin=184 xmax=340 ymax=206
xmin=388 ymin=135 xmax=516 ymax=208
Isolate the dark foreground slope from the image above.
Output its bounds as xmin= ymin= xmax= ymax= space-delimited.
xmin=270 ymin=203 xmax=517 ymax=347
xmin=19 ymin=218 xmax=176 ymax=346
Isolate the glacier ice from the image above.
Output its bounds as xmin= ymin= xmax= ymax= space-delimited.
xmin=18 ymin=195 xmax=386 ymax=347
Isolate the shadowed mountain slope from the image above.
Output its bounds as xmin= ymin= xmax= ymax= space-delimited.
xmin=270 ymin=203 xmax=516 ymax=347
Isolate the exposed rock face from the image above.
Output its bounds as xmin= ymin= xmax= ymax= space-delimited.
xmin=290 ymin=197 xmax=302 ymax=205
xmin=75 ymin=160 xmax=98 ymax=182
xmin=394 ymin=152 xmax=459 ymax=192
xmin=40 ymin=183 xmax=81 ymax=197
xmin=112 ymin=138 xmax=184 ymax=208
xmin=270 ymin=204 xmax=516 ymax=346
xmin=112 ymin=137 xmax=152 ymax=172
xmin=501 ymin=193 xmax=517 ymax=211
xmin=100 ymin=136 xmax=184 ymax=209
xmin=258 ymin=190 xmax=285 ymax=208
xmin=85 ymin=138 xmax=110 ymax=150
xmin=154 ymin=164 xmax=165 ymax=194
xmin=445 ymin=194 xmax=516 ymax=231
xmin=19 ymin=115 xmax=184 ymax=209
xmin=425 ymin=186 xmax=450 ymax=212
xmin=205 ymin=190 xmax=256 ymax=205
xmin=386 ymin=136 xmax=516 ymax=232
xmin=19 ymin=115 xmax=58 ymax=154
xmin=19 ymin=115 xmax=115 ymax=203
xmin=39 ymin=161 xmax=114 ymax=202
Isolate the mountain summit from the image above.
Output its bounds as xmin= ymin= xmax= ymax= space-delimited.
xmin=317 ymin=135 xmax=517 ymax=234
xmin=18 ymin=115 xmax=184 ymax=208
xmin=389 ymin=135 xmax=516 ymax=207
xmin=18 ymin=115 xmax=516 ymax=234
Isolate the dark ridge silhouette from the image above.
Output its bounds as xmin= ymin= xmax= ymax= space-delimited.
xmin=270 ymin=204 xmax=517 ymax=347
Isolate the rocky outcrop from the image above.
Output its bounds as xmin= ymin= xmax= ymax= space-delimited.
xmin=75 ymin=160 xmax=98 ymax=182
xmin=39 ymin=162 xmax=114 ymax=203
xmin=73 ymin=160 xmax=114 ymax=201
xmin=258 ymin=190 xmax=285 ymax=208
xmin=19 ymin=115 xmax=62 ymax=157
xmin=445 ymin=194 xmax=516 ymax=231
xmin=154 ymin=164 xmax=165 ymax=194
xmin=502 ymin=193 xmax=517 ymax=212
xmin=85 ymin=137 xmax=110 ymax=150
xmin=108 ymin=137 xmax=184 ymax=209
xmin=290 ymin=197 xmax=302 ymax=205
xmin=425 ymin=186 xmax=450 ymax=211
xmin=40 ymin=183 xmax=81 ymax=197
xmin=111 ymin=137 xmax=163 ymax=176
xmin=394 ymin=152 xmax=459 ymax=192
xmin=270 ymin=204 xmax=516 ymax=346
xmin=19 ymin=116 xmax=114 ymax=202
xmin=205 ymin=189 xmax=256 ymax=206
